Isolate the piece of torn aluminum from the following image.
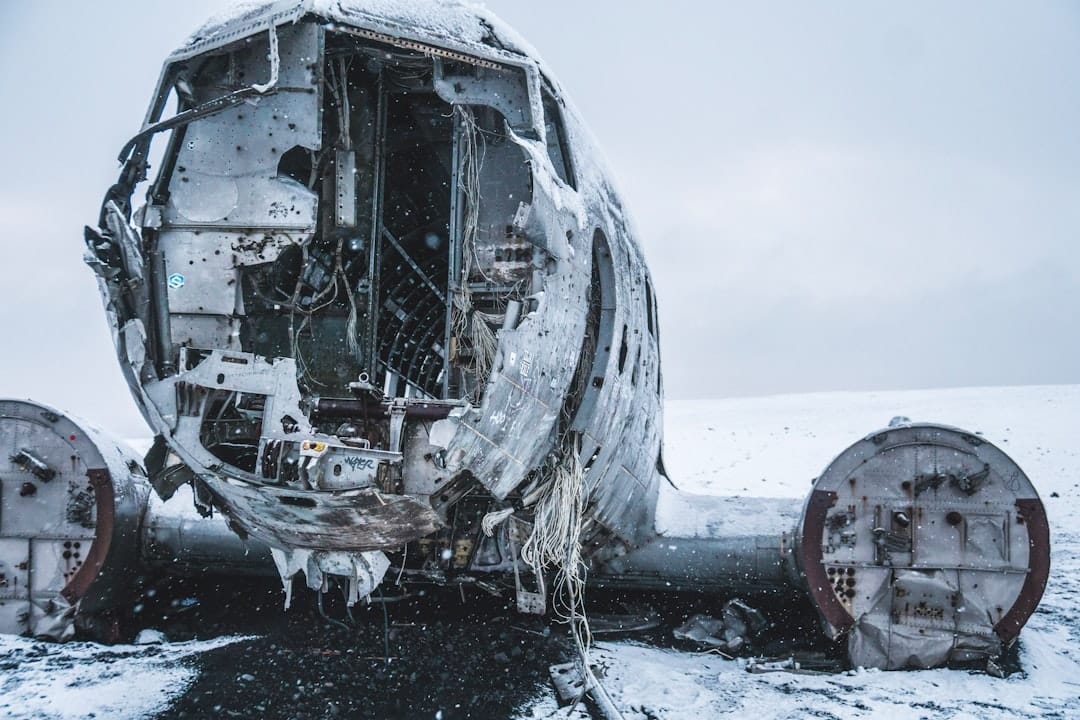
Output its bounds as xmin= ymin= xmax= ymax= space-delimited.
xmin=270 ymin=547 xmax=389 ymax=608
xmin=745 ymin=656 xmax=840 ymax=676
xmin=847 ymin=568 xmax=1001 ymax=670
xmin=673 ymin=599 xmax=768 ymax=654
xmin=31 ymin=594 xmax=78 ymax=643
xmin=548 ymin=661 xmax=625 ymax=720
xmin=589 ymin=604 xmax=661 ymax=635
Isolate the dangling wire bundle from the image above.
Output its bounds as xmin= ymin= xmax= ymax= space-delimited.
xmin=520 ymin=434 xmax=598 ymax=699
xmin=481 ymin=507 xmax=515 ymax=537
xmin=450 ymin=106 xmax=501 ymax=401
xmin=282 ymin=57 xmax=365 ymax=388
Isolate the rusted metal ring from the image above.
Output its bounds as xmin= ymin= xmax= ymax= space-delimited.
xmin=798 ymin=489 xmax=854 ymax=637
xmin=995 ymin=498 xmax=1051 ymax=644
xmin=60 ymin=468 xmax=116 ymax=605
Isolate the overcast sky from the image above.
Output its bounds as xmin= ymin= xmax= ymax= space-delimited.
xmin=0 ymin=1 xmax=1077 ymax=438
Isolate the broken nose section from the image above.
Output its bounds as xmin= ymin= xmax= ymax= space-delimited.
xmin=797 ymin=423 xmax=1050 ymax=669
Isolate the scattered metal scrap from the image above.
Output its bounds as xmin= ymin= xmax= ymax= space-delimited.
xmin=673 ymin=599 xmax=768 ymax=654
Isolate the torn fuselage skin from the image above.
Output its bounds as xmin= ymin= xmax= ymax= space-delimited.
xmin=86 ymin=6 xmax=663 ymax=608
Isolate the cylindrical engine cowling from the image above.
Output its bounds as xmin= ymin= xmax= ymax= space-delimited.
xmin=0 ymin=399 xmax=274 ymax=641
xmin=0 ymin=399 xmax=148 ymax=640
xmin=794 ymin=423 xmax=1050 ymax=669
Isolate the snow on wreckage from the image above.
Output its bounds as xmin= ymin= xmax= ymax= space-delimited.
xmin=0 ymin=0 xmax=1048 ymax=694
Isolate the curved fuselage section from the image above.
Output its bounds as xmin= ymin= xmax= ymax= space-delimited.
xmin=86 ymin=2 xmax=665 ymax=578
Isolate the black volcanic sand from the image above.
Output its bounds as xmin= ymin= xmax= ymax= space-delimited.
xmin=131 ymin=576 xmax=835 ymax=720
xmin=135 ymin=576 xmax=571 ymax=720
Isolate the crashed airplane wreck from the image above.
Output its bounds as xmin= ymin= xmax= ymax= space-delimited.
xmin=1 ymin=0 xmax=1049 ymax=676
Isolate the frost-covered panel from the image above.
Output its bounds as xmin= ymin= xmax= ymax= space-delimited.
xmin=569 ymin=218 xmax=664 ymax=546
xmin=162 ymin=22 xmax=321 ymax=229
xmin=183 ymin=0 xmax=531 ymax=58
xmin=169 ymin=315 xmax=243 ymax=352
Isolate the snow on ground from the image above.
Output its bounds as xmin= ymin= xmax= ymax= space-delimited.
xmin=519 ymin=384 xmax=1080 ymax=719
xmin=571 ymin=538 xmax=1080 ymax=720
xmin=0 ymin=635 xmax=250 ymax=720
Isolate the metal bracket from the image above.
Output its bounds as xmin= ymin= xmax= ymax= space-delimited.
xmin=335 ymin=150 xmax=357 ymax=227
xmin=508 ymin=517 xmax=545 ymax=614
xmin=388 ymin=400 xmax=408 ymax=454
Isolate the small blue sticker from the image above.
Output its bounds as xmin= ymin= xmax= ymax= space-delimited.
xmin=167 ymin=273 xmax=185 ymax=289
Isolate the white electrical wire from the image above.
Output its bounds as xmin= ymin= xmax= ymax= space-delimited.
xmin=451 ymin=106 xmax=500 ymax=401
xmin=481 ymin=507 xmax=515 ymax=537
xmin=520 ymin=435 xmax=602 ymax=709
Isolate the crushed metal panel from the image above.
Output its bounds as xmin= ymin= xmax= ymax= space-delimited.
xmin=160 ymin=22 xmax=321 ymax=229
xmin=209 ymin=480 xmax=444 ymax=551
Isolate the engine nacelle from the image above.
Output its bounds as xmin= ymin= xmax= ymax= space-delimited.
xmin=595 ymin=422 xmax=1049 ymax=669
xmin=0 ymin=399 xmax=271 ymax=641
xmin=796 ymin=423 xmax=1050 ymax=669
xmin=0 ymin=399 xmax=147 ymax=639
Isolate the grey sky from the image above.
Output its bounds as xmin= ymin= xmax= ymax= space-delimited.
xmin=1 ymin=1 xmax=1077 ymax=438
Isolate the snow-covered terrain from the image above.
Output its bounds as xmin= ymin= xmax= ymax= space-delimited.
xmin=0 ymin=635 xmax=250 ymax=720
xmin=519 ymin=534 xmax=1080 ymax=719
xmin=663 ymin=385 xmax=1079 ymax=518
xmin=1 ymin=385 xmax=1076 ymax=719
